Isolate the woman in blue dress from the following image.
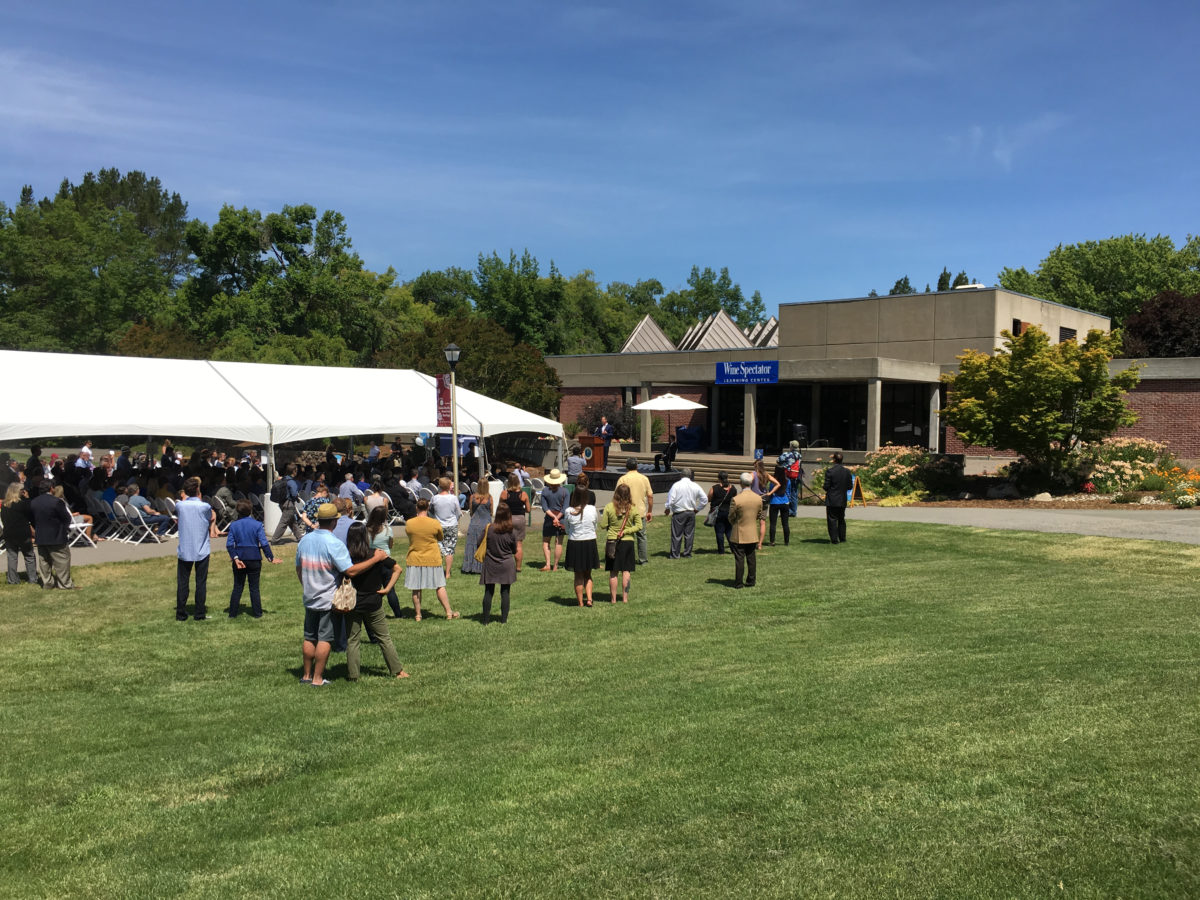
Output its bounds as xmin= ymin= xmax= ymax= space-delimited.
xmin=460 ymin=476 xmax=493 ymax=575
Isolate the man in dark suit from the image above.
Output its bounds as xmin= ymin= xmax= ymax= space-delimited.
xmin=594 ymin=416 xmax=615 ymax=467
xmin=30 ymin=482 xmax=79 ymax=589
xmin=823 ymin=452 xmax=853 ymax=545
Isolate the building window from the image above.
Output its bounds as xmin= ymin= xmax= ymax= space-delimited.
xmin=1012 ymin=319 xmax=1023 ymax=336
xmin=1059 ymin=327 xmax=1077 ymax=343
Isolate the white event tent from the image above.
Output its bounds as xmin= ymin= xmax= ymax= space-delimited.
xmin=0 ymin=349 xmax=564 ymax=453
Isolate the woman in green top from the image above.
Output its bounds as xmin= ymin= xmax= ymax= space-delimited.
xmin=598 ymin=482 xmax=643 ymax=604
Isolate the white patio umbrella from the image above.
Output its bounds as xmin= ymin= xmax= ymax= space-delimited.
xmin=631 ymin=392 xmax=708 ymax=438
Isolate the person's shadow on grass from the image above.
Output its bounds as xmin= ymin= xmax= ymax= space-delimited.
xmin=543 ymin=595 xmax=581 ymax=607
xmin=705 ymin=577 xmax=740 ymax=588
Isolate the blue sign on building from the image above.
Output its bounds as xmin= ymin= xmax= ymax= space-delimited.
xmin=715 ymin=360 xmax=779 ymax=385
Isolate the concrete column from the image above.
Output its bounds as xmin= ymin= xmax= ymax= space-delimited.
xmin=866 ymin=378 xmax=882 ymax=452
xmin=810 ymin=384 xmax=821 ymax=445
xmin=742 ymin=384 xmax=757 ymax=456
xmin=639 ymin=383 xmax=651 ymax=454
xmin=709 ymin=386 xmax=720 ymax=452
xmin=927 ymin=383 xmax=941 ymax=453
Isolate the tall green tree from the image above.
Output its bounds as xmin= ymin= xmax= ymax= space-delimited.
xmin=937 ymin=267 xmax=952 ymax=291
xmin=0 ymin=188 xmax=170 ymax=353
xmin=474 ymin=250 xmax=570 ymax=354
xmin=657 ymin=266 xmax=765 ymax=340
xmin=376 ymin=316 xmax=561 ymax=418
xmin=998 ymin=234 xmax=1200 ymax=326
xmin=182 ymin=203 xmax=393 ymax=364
xmin=54 ymin=169 xmax=191 ymax=285
xmin=942 ymin=326 xmax=1140 ymax=486
xmin=409 ymin=266 xmax=476 ymax=317
xmin=889 ymin=275 xmax=915 ymax=295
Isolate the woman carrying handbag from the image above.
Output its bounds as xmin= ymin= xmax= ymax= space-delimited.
xmin=598 ymin=483 xmax=642 ymax=604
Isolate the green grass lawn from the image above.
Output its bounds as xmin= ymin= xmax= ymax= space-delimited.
xmin=2 ymin=521 xmax=1199 ymax=898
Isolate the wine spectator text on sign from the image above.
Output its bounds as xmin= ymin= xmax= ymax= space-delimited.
xmin=714 ymin=361 xmax=779 ymax=385
xmin=436 ymin=374 xmax=452 ymax=427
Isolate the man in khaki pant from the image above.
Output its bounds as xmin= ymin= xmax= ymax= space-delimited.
xmin=727 ymin=473 xmax=761 ymax=589
xmin=615 ymin=457 xmax=653 ymax=565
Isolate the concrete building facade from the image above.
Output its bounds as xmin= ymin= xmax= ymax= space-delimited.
xmin=547 ymin=287 xmax=1121 ymax=460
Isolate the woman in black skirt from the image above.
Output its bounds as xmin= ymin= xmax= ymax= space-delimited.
xmin=563 ymin=477 xmax=599 ymax=606
xmin=480 ymin=504 xmax=518 ymax=624
xmin=598 ymin=482 xmax=642 ymax=604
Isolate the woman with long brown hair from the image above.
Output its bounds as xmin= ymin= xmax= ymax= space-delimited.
xmin=479 ymin=503 xmax=518 ymax=624
xmin=750 ymin=458 xmax=779 ymax=550
xmin=460 ymin=475 xmax=493 ymax=575
xmin=500 ymin=474 xmax=527 ymax=571
xmin=598 ymin=482 xmax=642 ymax=604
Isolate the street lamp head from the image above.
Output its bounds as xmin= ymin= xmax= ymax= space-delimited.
xmin=443 ymin=343 xmax=461 ymax=371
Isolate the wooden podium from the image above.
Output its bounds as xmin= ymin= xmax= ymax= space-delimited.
xmin=579 ymin=435 xmax=606 ymax=470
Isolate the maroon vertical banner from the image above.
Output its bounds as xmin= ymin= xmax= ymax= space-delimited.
xmin=436 ymin=374 xmax=452 ymax=428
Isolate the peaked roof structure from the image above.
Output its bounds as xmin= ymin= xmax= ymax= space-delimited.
xmin=620 ymin=314 xmax=676 ymax=353
xmin=677 ymin=310 xmax=754 ymax=351
xmin=745 ymin=316 xmax=779 ymax=348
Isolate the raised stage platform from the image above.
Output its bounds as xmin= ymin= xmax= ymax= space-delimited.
xmin=586 ymin=465 xmax=685 ymax=493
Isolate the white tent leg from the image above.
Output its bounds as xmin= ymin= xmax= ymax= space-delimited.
xmin=263 ymin=427 xmax=281 ymax=534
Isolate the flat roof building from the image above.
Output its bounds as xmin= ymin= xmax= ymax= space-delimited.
xmin=548 ymin=286 xmax=1111 ymax=458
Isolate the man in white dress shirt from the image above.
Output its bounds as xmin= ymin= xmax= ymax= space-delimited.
xmin=664 ymin=468 xmax=709 ymax=559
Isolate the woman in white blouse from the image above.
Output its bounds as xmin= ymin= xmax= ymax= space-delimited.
xmin=563 ymin=480 xmax=599 ymax=607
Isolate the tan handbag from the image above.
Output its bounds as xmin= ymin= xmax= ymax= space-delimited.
xmin=331 ymin=576 xmax=356 ymax=612
xmin=474 ymin=524 xmax=490 ymax=564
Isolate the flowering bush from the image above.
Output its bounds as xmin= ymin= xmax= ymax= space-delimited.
xmin=1081 ymin=481 xmax=1096 ymax=494
xmin=1079 ymin=437 xmax=1171 ymax=493
xmin=855 ymin=445 xmax=963 ymax=499
xmin=1155 ymin=465 xmax=1200 ymax=508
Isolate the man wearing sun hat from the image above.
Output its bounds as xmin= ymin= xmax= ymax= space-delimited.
xmin=295 ymin=501 xmax=386 ymax=686
xmin=538 ymin=468 xmax=569 ymax=571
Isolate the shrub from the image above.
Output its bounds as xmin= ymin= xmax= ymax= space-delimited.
xmin=1156 ymin=465 xmax=1200 ymax=508
xmin=878 ymin=491 xmax=925 ymax=507
xmin=855 ymin=445 xmax=963 ymax=499
xmin=563 ymin=422 xmax=581 ymax=439
xmin=1111 ymin=492 xmax=1139 ymax=504
xmin=1080 ymin=437 xmax=1171 ymax=493
xmin=1137 ymin=472 xmax=1168 ymax=491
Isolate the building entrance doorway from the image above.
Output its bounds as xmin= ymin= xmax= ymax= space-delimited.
xmin=755 ymin=384 xmax=810 ymax=456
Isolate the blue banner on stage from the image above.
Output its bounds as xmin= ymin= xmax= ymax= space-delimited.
xmin=715 ymin=360 xmax=779 ymax=384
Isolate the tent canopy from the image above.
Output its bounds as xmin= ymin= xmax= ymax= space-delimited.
xmin=0 ymin=350 xmax=563 ymax=445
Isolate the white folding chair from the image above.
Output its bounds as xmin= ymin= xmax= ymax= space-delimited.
xmin=68 ymin=515 xmax=97 ymax=548
xmin=531 ymin=477 xmax=545 ymax=507
xmin=125 ymin=505 xmax=162 ymax=544
xmin=108 ymin=502 xmax=137 ymax=543
xmin=418 ymin=487 xmax=434 ymax=501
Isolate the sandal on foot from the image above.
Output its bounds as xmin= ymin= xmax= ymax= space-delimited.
xmin=447 ymin=611 xmax=461 ymax=619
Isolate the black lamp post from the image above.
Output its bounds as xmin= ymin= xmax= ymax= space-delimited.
xmin=444 ymin=344 xmax=461 ymax=496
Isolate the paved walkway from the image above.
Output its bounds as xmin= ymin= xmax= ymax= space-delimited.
xmin=59 ymin=504 xmax=1198 ymax=568
xmin=793 ymin=505 xmax=1200 ymax=545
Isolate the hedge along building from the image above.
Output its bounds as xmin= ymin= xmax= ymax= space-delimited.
xmin=548 ymin=286 xmax=1116 ymax=463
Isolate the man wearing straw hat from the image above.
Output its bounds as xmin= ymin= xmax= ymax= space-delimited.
xmin=538 ymin=468 xmax=569 ymax=571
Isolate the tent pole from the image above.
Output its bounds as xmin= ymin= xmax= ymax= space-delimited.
xmin=450 ymin=370 xmax=460 ymax=505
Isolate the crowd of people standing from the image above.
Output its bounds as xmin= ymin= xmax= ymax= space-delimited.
xmin=3 ymin=433 xmax=857 ymax=688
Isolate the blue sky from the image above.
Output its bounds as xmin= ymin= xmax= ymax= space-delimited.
xmin=2 ymin=0 xmax=1197 ymax=313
